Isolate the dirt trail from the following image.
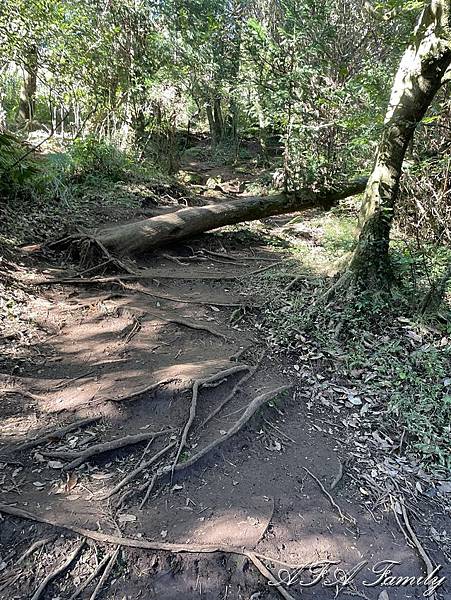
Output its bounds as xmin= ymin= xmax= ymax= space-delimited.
xmin=0 ymin=164 xmax=448 ymax=600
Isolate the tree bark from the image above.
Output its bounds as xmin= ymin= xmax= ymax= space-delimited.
xmin=347 ymin=0 xmax=451 ymax=287
xmin=17 ymin=47 xmax=38 ymax=125
xmin=94 ymin=178 xmax=367 ymax=255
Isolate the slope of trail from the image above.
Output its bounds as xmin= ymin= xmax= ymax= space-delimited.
xmin=0 ymin=161 xmax=447 ymax=600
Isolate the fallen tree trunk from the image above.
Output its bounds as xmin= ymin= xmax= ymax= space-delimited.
xmin=94 ymin=178 xmax=367 ymax=255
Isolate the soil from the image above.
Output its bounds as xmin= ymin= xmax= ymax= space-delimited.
xmin=0 ymin=159 xmax=449 ymax=600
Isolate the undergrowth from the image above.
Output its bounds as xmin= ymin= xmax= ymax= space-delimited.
xmin=243 ymin=209 xmax=451 ymax=475
xmin=0 ymin=135 xmax=182 ymax=247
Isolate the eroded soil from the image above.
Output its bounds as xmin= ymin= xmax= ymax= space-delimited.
xmin=0 ymin=160 xmax=449 ymax=600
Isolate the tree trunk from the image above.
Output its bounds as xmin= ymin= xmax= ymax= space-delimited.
xmin=205 ymin=104 xmax=217 ymax=147
xmin=17 ymin=47 xmax=38 ymax=125
xmin=347 ymin=0 xmax=451 ymax=288
xmin=94 ymin=178 xmax=367 ymax=255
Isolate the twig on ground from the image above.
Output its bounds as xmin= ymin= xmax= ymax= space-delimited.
xmin=172 ymin=385 xmax=291 ymax=475
xmin=16 ymin=536 xmax=56 ymax=564
xmin=171 ymin=365 xmax=250 ymax=473
xmin=147 ymin=312 xmax=229 ymax=341
xmin=68 ymin=552 xmax=110 ymax=600
xmin=106 ymin=377 xmax=178 ymax=403
xmin=0 ymin=573 xmax=21 ymax=593
xmin=302 ymin=466 xmax=355 ymax=525
xmin=239 ymin=258 xmax=296 ymax=279
xmin=263 ymin=418 xmax=297 ymax=444
xmin=123 ymin=316 xmax=142 ymax=343
xmin=198 ymin=363 xmax=260 ymax=430
xmin=15 ymin=417 xmax=101 ymax=452
xmin=244 ymin=552 xmax=297 ymax=600
xmin=284 ymin=276 xmax=302 ymax=291
xmin=53 ymin=371 xmax=96 ymax=391
xmin=99 ymin=440 xmax=177 ymax=500
xmin=399 ymin=497 xmax=438 ymax=600
xmin=43 ymin=429 xmax=173 ymax=471
xmin=330 ymin=458 xmax=344 ymax=490
xmin=117 ymin=280 xmax=246 ymax=307
xmin=30 ymin=538 xmax=85 ymax=600
xmin=162 ymin=253 xmax=190 ymax=266
xmin=88 ymin=546 xmax=120 ymax=600
xmin=139 ymin=472 xmax=158 ymax=509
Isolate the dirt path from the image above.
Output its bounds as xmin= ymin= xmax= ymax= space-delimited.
xmin=0 ymin=166 xmax=449 ymax=600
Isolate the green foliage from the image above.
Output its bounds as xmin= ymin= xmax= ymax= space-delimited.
xmin=320 ymin=214 xmax=358 ymax=256
xmin=0 ymin=131 xmax=38 ymax=194
xmin=67 ymin=136 xmax=133 ymax=182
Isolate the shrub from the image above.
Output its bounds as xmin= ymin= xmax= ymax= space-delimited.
xmin=67 ymin=136 xmax=133 ymax=182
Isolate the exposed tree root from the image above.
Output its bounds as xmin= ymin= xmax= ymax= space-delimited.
xmin=241 ymin=257 xmax=295 ymax=278
xmin=0 ymin=388 xmax=48 ymax=402
xmin=0 ymin=503 xmax=302 ymax=600
xmin=36 ymin=272 xmax=244 ymax=284
xmin=399 ymin=496 xmax=438 ymax=600
xmin=17 ymin=536 xmax=56 ymax=564
xmin=106 ymin=377 xmax=178 ymax=404
xmin=302 ymin=466 xmax=355 ymax=525
xmin=46 ymin=233 xmax=138 ymax=275
xmin=15 ymin=417 xmax=101 ymax=452
xmin=30 ymin=538 xmax=86 ymax=600
xmin=167 ymin=385 xmax=292 ymax=490
xmin=99 ymin=440 xmax=177 ymax=500
xmin=197 ymin=361 xmax=261 ymax=430
xmin=88 ymin=545 xmax=120 ymax=600
xmin=42 ymin=429 xmax=173 ymax=471
xmin=202 ymin=250 xmax=277 ymax=262
xmin=115 ymin=384 xmax=290 ymax=506
xmin=138 ymin=472 xmax=158 ymax=509
xmin=146 ymin=311 xmax=229 ymax=341
xmin=0 ymin=502 xmax=283 ymax=556
xmin=68 ymin=552 xmax=111 ymax=600
xmin=115 ymin=280 xmax=248 ymax=307
xmin=171 ymin=365 xmax=250 ymax=473
xmin=245 ymin=551 xmax=297 ymax=600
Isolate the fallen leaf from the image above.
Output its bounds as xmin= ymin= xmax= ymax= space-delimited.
xmin=65 ymin=472 xmax=78 ymax=492
xmin=437 ymin=481 xmax=451 ymax=494
xmin=348 ymin=396 xmax=362 ymax=406
xmin=91 ymin=473 xmax=114 ymax=480
xmin=118 ymin=514 xmax=137 ymax=523
xmin=48 ymin=461 xmax=64 ymax=469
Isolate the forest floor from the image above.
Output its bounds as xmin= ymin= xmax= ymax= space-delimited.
xmin=0 ymin=150 xmax=450 ymax=600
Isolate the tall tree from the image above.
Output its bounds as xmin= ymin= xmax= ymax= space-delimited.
xmin=17 ymin=46 xmax=37 ymax=124
xmin=344 ymin=0 xmax=451 ymax=289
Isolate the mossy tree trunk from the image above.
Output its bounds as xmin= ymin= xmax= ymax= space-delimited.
xmin=92 ymin=178 xmax=367 ymax=255
xmin=17 ymin=46 xmax=38 ymax=125
xmin=347 ymin=0 xmax=451 ymax=288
